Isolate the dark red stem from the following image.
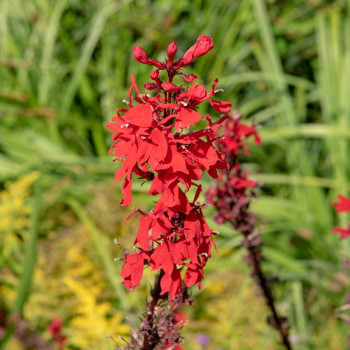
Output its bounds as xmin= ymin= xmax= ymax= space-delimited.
xmin=237 ymin=208 xmax=292 ymax=350
xmin=142 ymin=271 xmax=164 ymax=350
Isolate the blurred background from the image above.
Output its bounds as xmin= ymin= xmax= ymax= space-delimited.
xmin=0 ymin=0 xmax=350 ymax=349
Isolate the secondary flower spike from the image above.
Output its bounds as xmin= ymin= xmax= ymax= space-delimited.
xmin=107 ymin=35 xmax=229 ymax=299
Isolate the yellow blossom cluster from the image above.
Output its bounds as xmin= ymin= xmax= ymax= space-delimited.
xmin=0 ymin=172 xmax=39 ymax=263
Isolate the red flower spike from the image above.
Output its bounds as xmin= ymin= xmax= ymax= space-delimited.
xmin=108 ymin=35 xmax=230 ymax=299
xmin=205 ymin=115 xmax=262 ymax=226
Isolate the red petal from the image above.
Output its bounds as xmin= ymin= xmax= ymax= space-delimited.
xmin=169 ymin=145 xmax=188 ymax=173
xmin=333 ymin=195 xmax=350 ymax=213
xmin=160 ymin=269 xmax=182 ymax=299
xmin=114 ymin=165 xmax=126 ymax=181
xmin=148 ymin=130 xmax=169 ymax=170
xmin=120 ymin=177 xmax=133 ymax=206
xmin=134 ymin=215 xmax=152 ymax=250
xmin=175 ymin=107 xmax=202 ymax=130
xmin=124 ymin=103 xmax=153 ymax=127
xmin=161 ymin=82 xmax=181 ymax=93
xmin=332 ymin=226 xmax=350 ymax=240
xmin=121 ymin=252 xmax=146 ymax=290
xmin=150 ymin=241 xmax=173 ymax=274
xmin=179 ymin=74 xmax=198 ymax=82
xmin=184 ymin=264 xmax=204 ymax=288
xmin=209 ymin=98 xmax=232 ymax=113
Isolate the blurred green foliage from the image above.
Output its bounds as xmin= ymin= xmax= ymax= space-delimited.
xmin=1 ymin=0 xmax=350 ymax=349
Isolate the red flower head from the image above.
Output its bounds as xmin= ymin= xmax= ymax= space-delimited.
xmin=47 ymin=317 xmax=67 ymax=347
xmin=206 ymin=112 xmax=261 ymax=225
xmin=108 ymin=36 xmax=229 ymax=299
xmin=333 ymin=195 xmax=350 ymax=213
xmin=332 ymin=194 xmax=350 ymax=240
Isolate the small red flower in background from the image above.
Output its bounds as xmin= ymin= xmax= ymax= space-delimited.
xmin=47 ymin=317 xmax=67 ymax=348
xmin=333 ymin=195 xmax=350 ymax=213
xmin=107 ymin=35 xmax=230 ymax=299
xmin=332 ymin=195 xmax=350 ymax=240
xmin=206 ymin=112 xmax=261 ymax=225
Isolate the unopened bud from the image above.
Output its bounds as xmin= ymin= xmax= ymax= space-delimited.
xmin=167 ymin=41 xmax=177 ymax=59
xmin=150 ymin=70 xmax=159 ymax=80
xmin=133 ymin=46 xmax=149 ymax=64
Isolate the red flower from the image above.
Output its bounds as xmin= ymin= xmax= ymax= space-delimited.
xmin=121 ymin=251 xmax=149 ymax=290
xmin=332 ymin=194 xmax=350 ymax=240
xmin=108 ymin=35 xmax=229 ymax=299
xmin=206 ymin=112 xmax=261 ymax=226
xmin=47 ymin=317 xmax=67 ymax=347
xmin=331 ymin=226 xmax=350 ymax=240
xmin=333 ymin=195 xmax=350 ymax=213
xmin=218 ymin=112 xmax=261 ymax=156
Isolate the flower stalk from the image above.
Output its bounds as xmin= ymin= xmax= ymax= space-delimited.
xmin=108 ymin=36 xmax=231 ymax=348
xmin=206 ymin=114 xmax=292 ymax=350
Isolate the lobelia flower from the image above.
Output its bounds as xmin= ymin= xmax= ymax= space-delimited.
xmin=332 ymin=195 xmax=350 ymax=240
xmin=205 ymin=112 xmax=261 ymax=225
xmin=107 ymin=36 xmax=229 ymax=299
xmin=47 ymin=317 xmax=67 ymax=348
xmin=206 ymin=111 xmax=293 ymax=350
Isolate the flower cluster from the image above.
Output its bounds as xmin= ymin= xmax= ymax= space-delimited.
xmin=107 ymin=36 xmax=230 ymax=299
xmin=332 ymin=195 xmax=350 ymax=240
xmin=206 ymin=110 xmax=293 ymax=350
xmin=206 ymin=112 xmax=261 ymax=225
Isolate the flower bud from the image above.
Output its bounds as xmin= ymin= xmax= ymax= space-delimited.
xmin=161 ymin=82 xmax=181 ymax=93
xmin=144 ymin=83 xmax=158 ymax=90
xmin=133 ymin=46 xmax=150 ymax=64
xmin=150 ymin=70 xmax=159 ymax=80
xmin=167 ymin=41 xmax=177 ymax=59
